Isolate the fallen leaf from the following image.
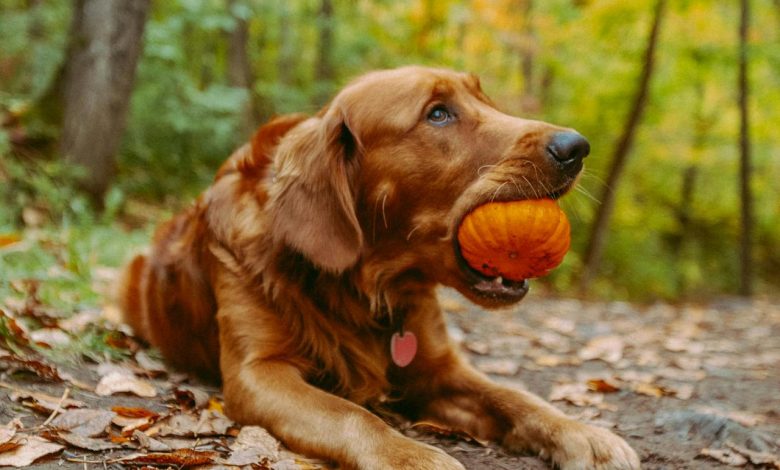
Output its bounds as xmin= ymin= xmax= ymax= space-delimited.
xmin=726 ymin=442 xmax=780 ymax=468
xmin=112 ymin=406 xmax=160 ymax=419
xmin=96 ymin=370 xmax=157 ymax=397
xmin=549 ymin=383 xmax=604 ymax=407
xmin=40 ymin=430 xmax=120 ymax=451
xmin=698 ymin=447 xmax=748 ymax=466
xmin=631 ymin=383 xmax=669 ymax=398
xmin=475 ymin=358 xmax=519 ymax=376
xmin=410 ymin=422 xmax=488 ymax=446
xmin=578 ymin=335 xmax=624 ymax=364
xmin=29 ymin=328 xmax=70 ymax=347
xmin=57 ymin=310 xmax=101 ymax=334
xmin=223 ymin=425 xmax=282 ymax=465
xmin=114 ymin=415 xmax=155 ymax=436
xmin=111 ymin=448 xmax=219 ymax=467
xmin=0 ymin=435 xmax=63 ymax=467
xmin=134 ymin=350 xmax=168 ymax=375
xmin=173 ymin=386 xmax=210 ymax=409
xmin=51 ymin=409 xmax=116 ymax=437
xmin=3 ymin=383 xmax=86 ymax=413
xmin=0 ymin=352 xmax=61 ymax=381
xmin=587 ymin=379 xmax=621 ymax=393
xmin=0 ymin=428 xmax=15 ymax=446
xmin=132 ymin=429 xmax=174 ymax=452
xmin=152 ymin=410 xmax=234 ymax=437
xmin=464 ymin=340 xmax=490 ymax=355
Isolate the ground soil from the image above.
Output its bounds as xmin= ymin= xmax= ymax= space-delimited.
xmin=3 ymin=289 xmax=778 ymax=469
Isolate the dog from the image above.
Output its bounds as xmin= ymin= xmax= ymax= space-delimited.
xmin=119 ymin=66 xmax=640 ymax=469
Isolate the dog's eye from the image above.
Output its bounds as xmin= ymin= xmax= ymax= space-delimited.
xmin=427 ymin=106 xmax=453 ymax=126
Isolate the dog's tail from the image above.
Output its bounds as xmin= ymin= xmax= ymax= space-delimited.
xmin=117 ymin=254 xmax=149 ymax=341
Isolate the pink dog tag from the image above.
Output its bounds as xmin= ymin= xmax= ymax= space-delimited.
xmin=390 ymin=331 xmax=417 ymax=367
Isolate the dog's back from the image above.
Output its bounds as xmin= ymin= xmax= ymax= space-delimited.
xmin=118 ymin=114 xmax=307 ymax=380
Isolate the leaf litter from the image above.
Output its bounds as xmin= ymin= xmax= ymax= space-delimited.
xmin=0 ymin=285 xmax=777 ymax=468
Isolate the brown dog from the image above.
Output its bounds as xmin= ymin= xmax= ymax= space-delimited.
xmin=119 ymin=66 xmax=640 ymax=469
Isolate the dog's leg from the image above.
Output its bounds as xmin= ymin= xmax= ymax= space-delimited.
xmin=400 ymin=348 xmax=640 ymax=469
xmin=216 ymin=313 xmax=464 ymax=470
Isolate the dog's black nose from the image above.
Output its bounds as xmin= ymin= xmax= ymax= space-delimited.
xmin=546 ymin=132 xmax=590 ymax=172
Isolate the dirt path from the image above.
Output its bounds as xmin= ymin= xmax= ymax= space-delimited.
xmin=1 ymin=289 xmax=778 ymax=469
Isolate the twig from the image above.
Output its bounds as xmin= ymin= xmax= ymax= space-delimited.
xmin=40 ymin=387 xmax=70 ymax=427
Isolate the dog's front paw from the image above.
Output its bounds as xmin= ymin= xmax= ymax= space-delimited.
xmin=367 ymin=437 xmax=465 ymax=470
xmin=548 ymin=422 xmax=640 ymax=470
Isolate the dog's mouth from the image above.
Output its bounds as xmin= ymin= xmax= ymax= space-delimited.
xmin=450 ymin=180 xmax=576 ymax=304
xmin=452 ymin=233 xmax=530 ymax=302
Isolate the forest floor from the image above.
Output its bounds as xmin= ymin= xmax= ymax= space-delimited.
xmin=0 ymin=274 xmax=778 ymax=469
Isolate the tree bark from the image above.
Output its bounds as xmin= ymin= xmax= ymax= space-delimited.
xmin=738 ymin=0 xmax=753 ymax=296
xmin=227 ymin=0 xmax=258 ymax=138
xmin=59 ymin=0 xmax=150 ymax=202
xmin=314 ymin=0 xmax=334 ymax=105
xmin=579 ymin=0 xmax=667 ymax=294
xmin=518 ymin=0 xmax=540 ymax=114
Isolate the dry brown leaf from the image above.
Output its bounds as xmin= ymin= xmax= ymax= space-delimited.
xmin=726 ymin=442 xmax=780 ymax=468
xmin=151 ymin=410 xmax=234 ymax=437
xmin=57 ymin=310 xmax=101 ymax=334
xmin=586 ymin=379 xmax=621 ymax=393
xmin=111 ymin=448 xmax=219 ymax=467
xmin=549 ymin=383 xmax=604 ymax=407
xmin=698 ymin=447 xmax=748 ymax=466
xmin=464 ymin=340 xmax=490 ymax=355
xmin=631 ymin=383 xmax=669 ymax=398
xmin=0 ymin=428 xmax=15 ymax=446
xmin=223 ymin=425 xmax=281 ymax=465
xmin=134 ymin=350 xmax=168 ymax=375
xmin=112 ymin=406 xmax=159 ymax=419
xmin=173 ymin=386 xmax=210 ymax=409
xmin=40 ymin=430 xmax=120 ymax=451
xmin=578 ymin=335 xmax=624 ymax=364
xmin=410 ymin=422 xmax=488 ymax=446
xmin=0 ymin=435 xmax=63 ymax=467
xmin=475 ymin=358 xmax=519 ymax=376
xmin=96 ymin=370 xmax=156 ymax=397
xmin=28 ymin=328 xmax=70 ymax=347
xmin=3 ymin=383 xmax=86 ymax=413
xmin=50 ymin=408 xmax=116 ymax=437
xmin=0 ymin=352 xmax=62 ymax=381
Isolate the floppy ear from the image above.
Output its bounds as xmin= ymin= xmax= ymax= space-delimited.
xmin=267 ymin=105 xmax=363 ymax=272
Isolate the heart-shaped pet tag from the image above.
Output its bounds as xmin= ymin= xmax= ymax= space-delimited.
xmin=390 ymin=331 xmax=417 ymax=367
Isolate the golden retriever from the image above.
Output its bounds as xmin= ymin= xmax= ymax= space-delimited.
xmin=119 ymin=66 xmax=640 ymax=469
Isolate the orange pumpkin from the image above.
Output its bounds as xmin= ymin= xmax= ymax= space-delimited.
xmin=457 ymin=199 xmax=570 ymax=281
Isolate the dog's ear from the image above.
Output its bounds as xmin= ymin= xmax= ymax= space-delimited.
xmin=267 ymin=104 xmax=363 ymax=272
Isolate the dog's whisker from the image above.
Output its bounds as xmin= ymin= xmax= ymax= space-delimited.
xmin=406 ymin=224 xmax=423 ymax=241
xmin=573 ymin=184 xmax=601 ymax=204
xmin=490 ymin=182 xmax=509 ymax=202
xmin=477 ymin=164 xmax=497 ymax=176
xmin=381 ymin=193 xmax=389 ymax=229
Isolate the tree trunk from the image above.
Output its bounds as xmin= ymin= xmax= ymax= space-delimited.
xmin=314 ymin=0 xmax=334 ymax=105
xmin=518 ymin=0 xmax=540 ymax=114
xmin=227 ymin=0 xmax=258 ymax=138
xmin=278 ymin=3 xmax=295 ymax=87
xmin=59 ymin=0 xmax=151 ymax=202
xmin=579 ymin=0 xmax=667 ymax=294
xmin=738 ymin=0 xmax=753 ymax=296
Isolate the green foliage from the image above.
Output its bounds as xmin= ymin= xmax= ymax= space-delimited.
xmin=1 ymin=0 xmax=778 ymax=301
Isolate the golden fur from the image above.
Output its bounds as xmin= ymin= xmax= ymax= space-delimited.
xmin=120 ymin=66 xmax=640 ymax=469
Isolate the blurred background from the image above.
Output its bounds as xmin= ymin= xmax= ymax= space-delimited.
xmin=1 ymin=0 xmax=778 ymax=303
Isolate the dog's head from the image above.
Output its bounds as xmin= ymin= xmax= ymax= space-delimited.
xmin=268 ymin=66 xmax=588 ymax=307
